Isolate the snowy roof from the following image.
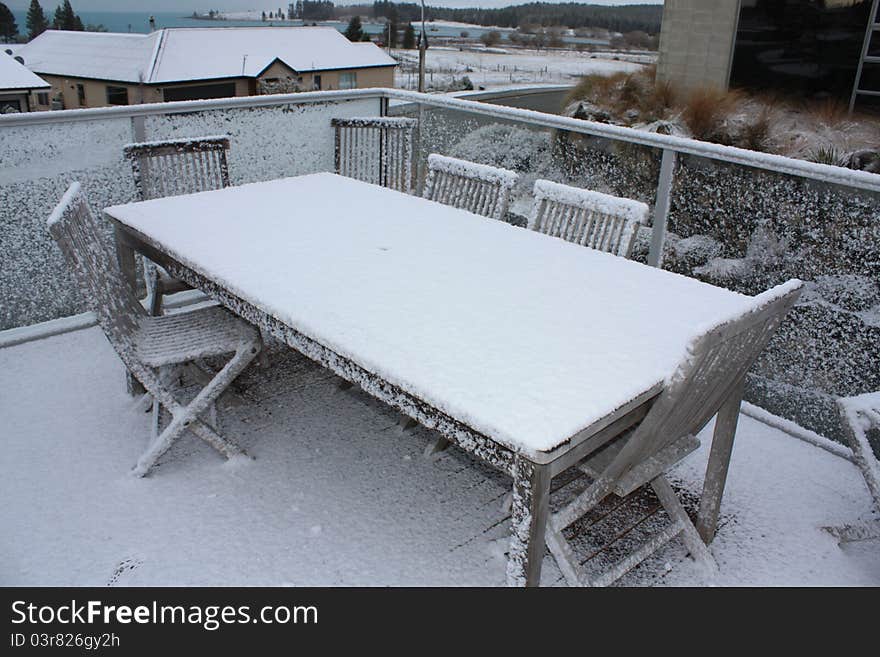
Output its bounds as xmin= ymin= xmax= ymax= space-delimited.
xmin=15 ymin=27 xmax=397 ymax=85
xmin=0 ymin=52 xmax=50 ymax=91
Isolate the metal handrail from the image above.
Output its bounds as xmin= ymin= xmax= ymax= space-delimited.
xmin=2 ymin=86 xmax=877 ymax=194
xmin=2 ymin=86 xmax=878 ymax=266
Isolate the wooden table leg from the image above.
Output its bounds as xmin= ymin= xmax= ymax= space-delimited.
xmin=696 ymin=378 xmax=745 ymax=544
xmin=113 ymin=225 xmax=146 ymax=397
xmin=506 ymin=457 xmax=551 ymax=587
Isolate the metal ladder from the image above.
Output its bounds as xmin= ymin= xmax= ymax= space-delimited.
xmin=850 ymin=0 xmax=880 ymax=112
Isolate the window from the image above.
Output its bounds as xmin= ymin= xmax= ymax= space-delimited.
xmin=338 ymin=71 xmax=357 ymax=90
xmin=36 ymin=92 xmax=49 ymax=106
xmin=730 ymin=0 xmax=874 ymax=102
xmin=163 ymin=83 xmax=237 ymax=102
xmin=0 ymin=98 xmax=22 ymax=113
xmin=76 ymin=83 xmax=85 ymax=106
xmin=106 ymin=86 xmax=129 ymax=106
xmin=313 ymin=74 xmax=322 ymax=90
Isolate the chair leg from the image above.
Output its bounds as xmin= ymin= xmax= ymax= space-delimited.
xmin=150 ymin=398 xmax=160 ymax=441
xmin=131 ymin=341 xmax=260 ymax=477
xmin=545 ymin=526 xmax=590 ymax=587
xmin=653 ymin=476 xmax=718 ymax=576
xmin=148 ymin=288 xmax=163 ymax=316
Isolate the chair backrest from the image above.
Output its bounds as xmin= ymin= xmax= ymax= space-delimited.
xmin=332 ymin=117 xmax=418 ymax=194
xmin=422 ymin=153 xmax=519 ymax=222
xmin=123 ymin=135 xmax=231 ymax=201
xmin=604 ymin=280 xmax=803 ymax=484
xmin=47 ymin=183 xmax=144 ymax=356
xmin=529 ymin=180 xmax=649 ymax=258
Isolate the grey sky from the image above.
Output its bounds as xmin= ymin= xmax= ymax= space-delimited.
xmin=5 ymin=0 xmax=662 ymax=12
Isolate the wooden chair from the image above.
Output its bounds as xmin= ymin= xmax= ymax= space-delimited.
xmin=545 ymin=280 xmax=803 ymax=586
xmin=123 ymin=135 xmax=231 ymax=315
xmin=332 ymin=117 xmax=418 ymax=194
xmin=47 ymin=182 xmax=262 ymax=477
xmin=529 ymin=179 xmax=649 ymax=258
xmin=422 ymin=153 xmax=519 ymax=222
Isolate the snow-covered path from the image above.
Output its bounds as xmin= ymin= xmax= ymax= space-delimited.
xmin=0 ymin=327 xmax=877 ymax=586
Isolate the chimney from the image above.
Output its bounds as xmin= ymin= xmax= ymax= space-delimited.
xmin=149 ymin=16 xmax=156 ymax=32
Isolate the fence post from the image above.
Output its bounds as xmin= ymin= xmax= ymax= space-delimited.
xmin=648 ymin=148 xmax=676 ymax=268
xmin=130 ymin=115 xmax=146 ymax=142
xmin=415 ymin=102 xmax=425 ymax=196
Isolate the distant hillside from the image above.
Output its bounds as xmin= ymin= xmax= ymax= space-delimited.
xmin=362 ymin=2 xmax=664 ymax=34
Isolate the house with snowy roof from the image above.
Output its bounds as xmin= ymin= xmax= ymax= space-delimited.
xmin=13 ymin=26 xmax=397 ymax=109
xmin=0 ymin=50 xmax=51 ymax=113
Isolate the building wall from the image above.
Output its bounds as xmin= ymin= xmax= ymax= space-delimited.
xmin=656 ymin=0 xmax=741 ymax=93
xmin=37 ymin=65 xmax=394 ymax=108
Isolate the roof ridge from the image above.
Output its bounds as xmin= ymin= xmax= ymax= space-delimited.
xmin=145 ymin=29 xmax=166 ymax=84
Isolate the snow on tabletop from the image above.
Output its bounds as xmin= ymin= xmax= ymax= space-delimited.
xmin=105 ymin=173 xmax=755 ymax=457
xmin=427 ymin=154 xmax=518 ymax=187
xmin=533 ymin=179 xmax=650 ymax=223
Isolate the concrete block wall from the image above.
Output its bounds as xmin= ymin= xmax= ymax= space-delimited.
xmin=656 ymin=0 xmax=741 ymax=93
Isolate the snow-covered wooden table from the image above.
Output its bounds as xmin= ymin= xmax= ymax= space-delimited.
xmin=107 ymin=172 xmax=756 ymax=586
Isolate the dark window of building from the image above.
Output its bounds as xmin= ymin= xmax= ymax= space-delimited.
xmin=162 ymin=82 xmax=237 ymax=102
xmin=36 ymin=92 xmax=49 ymax=105
xmin=76 ymin=83 xmax=86 ymax=106
xmin=0 ymin=98 xmax=22 ymax=113
xmin=313 ymin=74 xmax=322 ymax=90
xmin=730 ymin=0 xmax=873 ymax=102
xmin=106 ymin=86 xmax=129 ymax=105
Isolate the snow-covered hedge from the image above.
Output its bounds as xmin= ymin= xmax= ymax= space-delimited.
xmin=0 ymin=98 xmax=379 ymax=331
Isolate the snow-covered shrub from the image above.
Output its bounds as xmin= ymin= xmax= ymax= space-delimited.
xmin=448 ymin=123 xmax=553 ymax=175
xmin=813 ymin=274 xmax=880 ymax=313
xmin=0 ymin=97 xmax=379 ymax=330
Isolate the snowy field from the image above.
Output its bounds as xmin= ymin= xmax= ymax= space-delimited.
xmin=1 ymin=326 xmax=877 ymax=586
xmin=393 ymin=46 xmax=646 ymax=91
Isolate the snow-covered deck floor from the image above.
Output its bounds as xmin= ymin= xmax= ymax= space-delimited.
xmin=1 ymin=327 xmax=878 ymax=586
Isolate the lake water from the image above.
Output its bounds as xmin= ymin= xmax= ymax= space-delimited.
xmin=9 ymin=11 xmax=493 ymax=37
xmin=10 ymin=10 xmax=608 ymax=44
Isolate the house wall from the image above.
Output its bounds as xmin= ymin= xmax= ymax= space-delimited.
xmin=38 ymin=65 xmax=394 ymax=108
xmin=257 ymin=62 xmax=394 ymax=92
xmin=39 ymin=75 xmax=164 ymax=109
xmin=311 ymin=66 xmax=395 ymax=90
xmin=656 ymin=0 xmax=741 ymax=92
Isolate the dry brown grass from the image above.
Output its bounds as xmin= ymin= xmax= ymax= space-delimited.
xmin=566 ymin=66 xmax=677 ymax=124
xmin=809 ymin=98 xmax=850 ymax=127
xmin=680 ymin=86 xmax=743 ymax=141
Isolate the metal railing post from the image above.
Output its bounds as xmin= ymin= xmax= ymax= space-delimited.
xmin=130 ymin=115 xmax=146 ymax=142
xmin=648 ymin=148 xmax=676 ymax=268
xmin=415 ymin=102 xmax=425 ymax=195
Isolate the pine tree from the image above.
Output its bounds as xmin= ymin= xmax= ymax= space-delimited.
xmin=402 ymin=22 xmax=414 ymax=49
xmin=0 ymin=2 xmax=18 ymax=42
xmin=344 ymin=15 xmax=363 ymax=42
xmin=26 ymin=0 xmax=49 ymax=40
xmin=53 ymin=0 xmax=81 ymax=30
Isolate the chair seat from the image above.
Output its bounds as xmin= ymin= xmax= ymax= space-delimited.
xmin=136 ymin=305 xmax=259 ymax=367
